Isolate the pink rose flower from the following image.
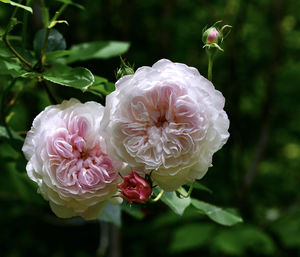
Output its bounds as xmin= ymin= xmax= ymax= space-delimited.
xmin=101 ymin=59 xmax=229 ymax=191
xmin=118 ymin=171 xmax=152 ymax=204
xmin=22 ymin=98 xmax=122 ymax=220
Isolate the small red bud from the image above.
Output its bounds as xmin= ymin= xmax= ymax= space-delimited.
xmin=117 ymin=171 xmax=152 ymax=204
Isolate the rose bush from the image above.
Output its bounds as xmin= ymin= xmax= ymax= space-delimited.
xmin=118 ymin=171 xmax=152 ymax=204
xmin=22 ymin=98 xmax=121 ymax=220
xmin=101 ymin=59 xmax=229 ymax=191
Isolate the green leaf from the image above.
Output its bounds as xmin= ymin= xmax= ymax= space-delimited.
xmin=23 ymin=64 xmax=94 ymax=91
xmin=0 ymin=38 xmax=13 ymax=58
xmin=98 ymin=202 xmax=121 ymax=227
xmin=186 ymin=181 xmax=213 ymax=194
xmin=154 ymin=187 xmax=191 ymax=216
xmin=5 ymin=17 xmax=20 ymax=34
xmin=0 ymin=126 xmax=24 ymax=156
xmin=0 ymin=0 xmax=33 ymax=13
xmin=33 ymin=29 xmax=66 ymax=56
xmin=213 ymin=225 xmax=276 ymax=255
xmin=0 ymin=126 xmax=24 ymax=142
xmin=87 ymin=75 xmax=115 ymax=98
xmin=191 ymin=199 xmax=243 ymax=226
xmin=169 ymin=223 xmax=216 ymax=253
xmin=0 ymin=56 xmax=27 ymax=78
xmin=45 ymin=50 xmax=74 ymax=60
xmin=64 ymin=41 xmax=130 ymax=63
xmin=121 ymin=202 xmax=145 ymax=220
xmin=271 ymin=207 xmax=300 ymax=248
xmin=55 ymin=0 xmax=84 ymax=10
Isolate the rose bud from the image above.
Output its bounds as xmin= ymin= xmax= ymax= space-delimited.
xmin=118 ymin=171 xmax=152 ymax=204
xmin=202 ymin=22 xmax=232 ymax=52
xmin=203 ymin=27 xmax=220 ymax=44
xmin=116 ymin=57 xmax=134 ymax=80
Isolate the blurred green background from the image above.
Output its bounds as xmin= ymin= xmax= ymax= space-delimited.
xmin=1 ymin=0 xmax=300 ymax=256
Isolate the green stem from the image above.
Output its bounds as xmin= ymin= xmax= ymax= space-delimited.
xmin=2 ymin=35 xmax=33 ymax=69
xmin=40 ymin=3 xmax=68 ymax=66
xmin=52 ymin=3 xmax=68 ymax=22
xmin=41 ymin=80 xmax=58 ymax=104
xmin=40 ymin=28 xmax=50 ymax=66
xmin=207 ymin=51 xmax=213 ymax=82
xmin=3 ymin=0 xmax=33 ymax=69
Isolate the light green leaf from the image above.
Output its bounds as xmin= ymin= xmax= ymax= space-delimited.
xmin=98 ymin=202 xmax=121 ymax=227
xmin=154 ymin=187 xmax=191 ymax=216
xmin=191 ymin=199 xmax=243 ymax=226
xmin=43 ymin=66 xmax=94 ymax=91
xmin=0 ymin=0 xmax=33 ymax=13
xmin=55 ymin=0 xmax=84 ymax=9
xmin=64 ymin=41 xmax=130 ymax=63
xmin=23 ymin=65 xmax=94 ymax=91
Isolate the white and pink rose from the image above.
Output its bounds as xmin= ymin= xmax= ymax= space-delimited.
xmin=101 ymin=59 xmax=229 ymax=191
xmin=22 ymin=98 xmax=122 ymax=220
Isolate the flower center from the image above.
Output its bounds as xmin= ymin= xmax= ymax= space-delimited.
xmin=47 ymin=116 xmax=116 ymax=192
xmin=119 ymin=84 xmax=208 ymax=170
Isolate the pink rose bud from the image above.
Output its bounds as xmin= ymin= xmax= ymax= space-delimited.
xmin=203 ymin=27 xmax=220 ymax=44
xmin=207 ymin=28 xmax=219 ymax=43
xmin=118 ymin=171 xmax=152 ymax=204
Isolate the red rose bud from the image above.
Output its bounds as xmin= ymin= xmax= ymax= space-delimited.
xmin=118 ymin=171 xmax=152 ymax=204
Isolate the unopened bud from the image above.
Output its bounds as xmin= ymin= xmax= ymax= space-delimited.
xmin=117 ymin=171 xmax=152 ymax=204
xmin=203 ymin=27 xmax=221 ymax=44
xmin=202 ymin=21 xmax=232 ymax=52
xmin=116 ymin=57 xmax=134 ymax=80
